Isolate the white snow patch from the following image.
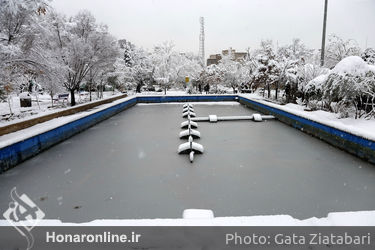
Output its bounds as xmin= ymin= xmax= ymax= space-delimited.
xmin=183 ymin=209 xmax=214 ymax=219
xmin=19 ymin=92 xmax=31 ymax=99
xmin=307 ymin=73 xmax=329 ymax=91
xmin=332 ymin=56 xmax=373 ymax=76
xmin=0 ymin=210 xmax=374 ymax=226
xmin=0 ymin=96 xmax=137 ymax=148
xmin=0 ymin=92 xmax=124 ymax=126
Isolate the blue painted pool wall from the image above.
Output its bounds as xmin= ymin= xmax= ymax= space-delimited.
xmin=136 ymin=95 xmax=238 ymax=103
xmin=239 ymin=96 xmax=375 ymax=164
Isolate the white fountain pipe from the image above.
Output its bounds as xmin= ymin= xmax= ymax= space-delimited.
xmin=189 ymin=151 xmax=195 ymax=163
xmin=191 ymin=114 xmax=275 ymax=122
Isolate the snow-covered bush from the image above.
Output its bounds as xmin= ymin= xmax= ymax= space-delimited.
xmin=253 ymin=40 xmax=280 ymax=98
xmin=304 ymin=74 xmax=328 ymax=107
xmin=325 ymin=34 xmax=361 ymax=69
xmin=361 ymin=48 xmax=375 ymax=65
xmin=200 ymin=64 xmax=223 ymax=93
xmin=298 ymin=64 xmax=330 ymax=102
xmin=218 ymin=55 xmax=241 ymax=93
xmin=307 ymin=56 xmax=375 ymax=118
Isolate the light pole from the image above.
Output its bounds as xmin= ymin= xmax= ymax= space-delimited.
xmin=320 ymin=0 xmax=328 ymax=66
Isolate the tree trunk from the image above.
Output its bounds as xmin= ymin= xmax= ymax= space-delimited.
xmin=89 ymin=84 xmax=92 ymax=101
xmin=267 ymin=84 xmax=271 ymax=99
xmin=35 ymin=91 xmax=41 ymax=110
xmin=275 ymin=85 xmax=278 ymax=100
xmin=50 ymin=91 xmax=54 ymax=108
xmin=7 ymin=95 xmax=13 ymax=115
xmin=70 ymin=89 xmax=76 ymax=106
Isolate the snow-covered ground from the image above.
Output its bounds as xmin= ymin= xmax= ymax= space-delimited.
xmin=0 ymin=210 xmax=374 ymax=226
xmin=132 ymin=89 xmax=187 ymax=96
xmin=0 ymin=91 xmax=121 ymax=125
xmin=240 ymin=93 xmax=375 ymax=141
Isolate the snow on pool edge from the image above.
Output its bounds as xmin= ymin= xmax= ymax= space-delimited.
xmin=0 ymin=96 xmax=137 ymax=148
xmin=239 ymin=94 xmax=375 ymax=142
xmin=1 ymin=210 xmax=374 ymax=226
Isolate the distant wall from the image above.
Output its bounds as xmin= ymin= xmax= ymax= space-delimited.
xmin=239 ymin=96 xmax=375 ymax=164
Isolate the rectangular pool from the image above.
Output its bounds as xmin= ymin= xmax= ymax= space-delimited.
xmin=0 ymin=102 xmax=374 ymax=223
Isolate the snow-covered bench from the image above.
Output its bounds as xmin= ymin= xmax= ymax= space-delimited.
xmin=53 ymin=93 xmax=69 ymax=104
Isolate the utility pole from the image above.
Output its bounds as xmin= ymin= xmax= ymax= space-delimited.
xmin=199 ymin=17 xmax=205 ymax=67
xmin=320 ymin=0 xmax=328 ymax=66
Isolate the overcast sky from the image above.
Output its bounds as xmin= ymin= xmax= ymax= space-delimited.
xmin=51 ymin=0 xmax=375 ymax=56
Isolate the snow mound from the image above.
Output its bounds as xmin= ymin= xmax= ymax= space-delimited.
xmin=310 ymin=74 xmax=328 ymax=86
xmin=306 ymin=74 xmax=329 ymax=92
xmin=183 ymin=209 xmax=214 ymax=219
xmin=332 ymin=56 xmax=372 ymax=76
xmin=19 ymin=92 xmax=31 ymax=99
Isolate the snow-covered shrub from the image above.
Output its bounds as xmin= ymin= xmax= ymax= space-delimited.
xmin=308 ymin=56 xmax=375 ymax=118
xmin=218 ymin=55 xmax=241 ymax=93
xmin=304 ymin=74 xmax=328 ymax=107
xmin=278 ymin=59 xmax=298 ymax=103
xmin=325 ymin=34 xmax=361 ymax=68
xmin=362 ymin=48 xmax=375 ymax=65
xmin=298 ymin=64 xmax=330 ymax=102
xmin=253 ymin=40 xmax=280 ymax=98
xmin=200 ymin=64 xmax=223 ymax=93
xmin=322 ymin=73 xmax=364 ymax=117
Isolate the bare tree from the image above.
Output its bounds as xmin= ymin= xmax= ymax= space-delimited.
xmin=50 ymin=11 xmax=119 ymax=105
xmin=325 ymin=34 xmax=361 ymax=68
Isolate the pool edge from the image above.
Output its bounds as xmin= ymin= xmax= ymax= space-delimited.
xmin=0 ymin=94 xmax=374 ymax=173
xmin=239 ymin=95 xmax=375 ymax=165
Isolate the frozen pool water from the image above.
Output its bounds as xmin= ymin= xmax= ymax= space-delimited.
xmin=0 ymin=102 xmax=374 ymax=223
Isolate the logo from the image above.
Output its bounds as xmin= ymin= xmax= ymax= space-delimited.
xmin=3 ymin=187 xmax=45 ymax=250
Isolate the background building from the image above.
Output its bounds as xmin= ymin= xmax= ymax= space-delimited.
xmin=207 ymin=47 xmax=247 ymax=66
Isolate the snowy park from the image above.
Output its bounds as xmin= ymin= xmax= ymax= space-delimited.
xmin=1 ymin=0 xmax=375 ymax=242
